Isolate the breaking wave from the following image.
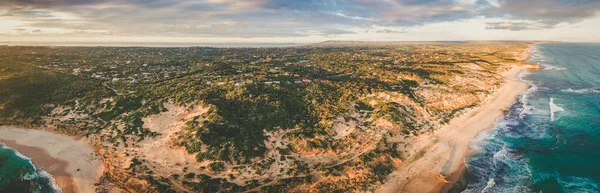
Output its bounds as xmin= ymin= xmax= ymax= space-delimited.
xmin=460 ymin=43 xmax=600 ymax=193
xmin=562 ymin=88 xmax=600 ymax=94
xmin=549 ymin=98 xmax=564 ymax=122
xmin=0 ymin=144 xmax=62 ymax=193
xmin=540 ymin=64 xmax=567 ymax=70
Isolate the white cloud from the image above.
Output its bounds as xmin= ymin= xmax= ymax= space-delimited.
xmin=1 ymin=0 xmax=600 ymax=43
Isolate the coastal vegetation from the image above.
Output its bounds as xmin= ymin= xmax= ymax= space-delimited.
xmin=0 ymin=42 xmax=532 ymax=192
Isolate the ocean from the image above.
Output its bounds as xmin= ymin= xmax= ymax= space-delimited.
xmin=0 ymin=144 xmax=60 ymax=193
xmin=461 ymin=43 xmax=600 ymax=192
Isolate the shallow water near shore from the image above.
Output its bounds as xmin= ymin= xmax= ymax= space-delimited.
xmin=0 ymin=144 xmax=61 ymax=193
xmin=462 ymin=43 xmax=600 ymax=192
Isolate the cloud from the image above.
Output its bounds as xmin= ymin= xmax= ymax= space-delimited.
xmin=12 ymin=28 xmax=26 ymax=32
xmin=485 ymin=22 xmax=544 ymax=31
xmin=204 ymin=0 xmax=268 ymax=8
xmin=0 ymin=0 xmax=180 ymax=8
xmin=1 ymin=0 xmax=99 ymax=7
xmin=373 ymin=29 xmax=406 ymax=33
xmin=1 ymin=0 xmax=600 ymax=38
xmin=481 ymin=0 xmax=600 ymax=28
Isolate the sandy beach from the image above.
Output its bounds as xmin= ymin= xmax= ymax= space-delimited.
xmin=0 ymin=126 xmax=104 ymax=193
xmin=377 ymin=50 xmax=538 ymax=193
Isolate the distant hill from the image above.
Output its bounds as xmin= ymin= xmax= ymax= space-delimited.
xmin=310 ymin=40 xmax=557 ymax=47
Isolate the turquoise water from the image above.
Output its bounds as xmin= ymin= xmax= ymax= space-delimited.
xmin=0 ymin=144 xmax=60 ymax=193
xmin=464 ymin=43 xmax=600 ymax=192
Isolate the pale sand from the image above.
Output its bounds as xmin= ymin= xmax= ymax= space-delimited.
xmin=0 ymin=126 xmax=104 ymax=193
xmin=377 ymin=62 xmax=538 ymax=193
xmin=138 ymin=102 xmax=208 ymax=175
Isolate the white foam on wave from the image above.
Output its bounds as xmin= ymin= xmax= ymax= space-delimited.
xmin=529 ymin=48 xmax=548 ymax=63
xmin=492 ymin=148 xmax=510 ymax=165
xmin=37 ymin=169 xmax=63 ymax=193
xmin=1 ymin=143 xmax=62 ymax=192
xmin=1 ymin=144 xmax=37 ymax=180
xmin=562 ymin=88 xmax=600 ymax=94
xmin=0 ymin=144 xmax=32 ymax=163
xmin=558 ymin=175 xmax=600 ymax=192
xmin=549 ymin=98 xmax=564 ymax=121
xmin=528 ymin=46 xmax=566 ymax=71
xmin=469 ymin=126 xmax=497 ymax=152
xmin=540 ymin=64 xmax=567 ymax=71
xmin=481 ymin=178 xmax=496 ymax=192
xmin=518 ymin=71 xmax=537 ymax=119
xmin=529 ymin=122 xmax=553 ymax=139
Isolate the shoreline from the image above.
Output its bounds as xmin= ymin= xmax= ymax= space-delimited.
xmin=377 ymin=46 xmax=539 ymax=193
xmin=0 ymin=140 xmax=75 ymax=193
xmin=441 ymin=45 xmax=540 ymax=192
xmin=0 ymin=126 xmax=104 ymax=193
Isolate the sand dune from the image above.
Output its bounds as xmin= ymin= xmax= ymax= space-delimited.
xmin=377 ymin=62 xmax=537 ymax=193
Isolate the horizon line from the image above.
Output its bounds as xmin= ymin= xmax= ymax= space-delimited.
xmin=0 ymin=40 xmax=579 ymax=48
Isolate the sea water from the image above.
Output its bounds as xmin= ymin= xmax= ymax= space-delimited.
xmin=0 ymin=144 xmax=61 ymax=193
xmin=462 ymin=43 xmax=600 ymax=192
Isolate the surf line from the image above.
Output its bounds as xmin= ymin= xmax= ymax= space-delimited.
xmin=549 ymin=97 xmax=564 ymax=121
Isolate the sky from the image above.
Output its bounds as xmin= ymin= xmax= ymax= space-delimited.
xmin=1 ymin=0 xmax=599 ymax=44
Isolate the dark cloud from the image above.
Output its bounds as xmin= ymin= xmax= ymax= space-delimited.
xmin=485 ymin=22 xmax=543 ymax=31
xmin=315 ymin=28 xmax=356 ymax=35
xmin=12 ymin=28 xmax=26 ymax=32
xmin=373 ymin=29 xmax=406 ymax=33
xmin=483 ymin=0 xmax=600 ymax=27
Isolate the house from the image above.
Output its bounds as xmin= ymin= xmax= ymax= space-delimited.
xmin=294 ymin=80 xmax=303 ymax=84
xmin=235 ymin=80 xmax=245 ymax=86
xmin=301 ymin=76 xmax=312 ymax=83
xmin=73 ymin=68 xmax=83 ymax=73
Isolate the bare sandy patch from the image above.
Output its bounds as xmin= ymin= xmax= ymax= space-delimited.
xmin=136 ymin=102 xmax=209 ymax=175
